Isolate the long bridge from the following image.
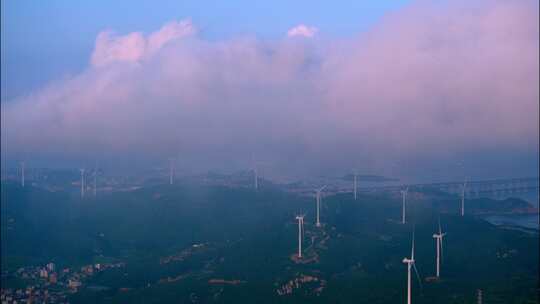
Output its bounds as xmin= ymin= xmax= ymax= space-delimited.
xmin=366 ymin=177 xmax=539 ymax=198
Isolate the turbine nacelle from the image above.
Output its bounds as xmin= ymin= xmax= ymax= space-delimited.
xmin=402 ymin=258 xmax=413 ymax=263
xmin=400 ymin=186 xmax=409 ymax=195
xmin=315 ymin=185 xmax=327 ymax=195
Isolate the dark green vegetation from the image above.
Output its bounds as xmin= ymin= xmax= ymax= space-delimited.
xmin=1 ymin=181 xmax=538 ymax=303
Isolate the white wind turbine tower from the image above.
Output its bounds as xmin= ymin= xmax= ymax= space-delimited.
xmin=93 ymin=168 xmax=97 ymax=197
xmin=353 ymin=171 xmax=358 ymax=200
xmin=460 ymin=180 xmax=467 ymax=216
xmin=253 ymin=165 xmax=258 ymax=190
xmin=432 ymin=218 xmax=446 ymax=278
xmin=80 ymin=168 xmax=85 ymax=198
xmin=295 ymin=214 xmax=305 ymax=258
xmin=315 ymin=185 xmax=327 ymax=227
xmin=403 ymin=230 xmax=422 ymax=304
xmin=401 ymin=186 xmax=409 ymax=224
xmin=20 ymin=161 xmax=25 ymax=187
xmin=169 ymin=158 xmax=175 ymax=185
xmin=249 ymin=154 xmax=259 ymax=190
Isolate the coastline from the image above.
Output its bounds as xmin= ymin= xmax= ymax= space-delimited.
xmin=480 ymin=213 xmax=539 ymax=232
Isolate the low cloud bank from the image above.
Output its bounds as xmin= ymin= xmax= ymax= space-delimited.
xmin=2 ymin=0 xmax=538 ymax=180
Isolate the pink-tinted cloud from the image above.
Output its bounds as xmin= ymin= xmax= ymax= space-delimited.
xmin=91 ymin=19 xmax=196 ymax=67
xmin=146 ymin=20 xmax=196 ymax=55
xmin=2 ymin=1 xmax=538 ymax=180
xmin=287 ymin=24 xmax=318 ymax=38
xmin=91 ymin=31 xmax=146 ymax=67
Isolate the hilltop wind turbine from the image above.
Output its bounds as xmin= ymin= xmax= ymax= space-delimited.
xmin=295 ymin=214 xmax=305 ymax=258
xmin=401 ymin=186 xmax=409 ymax=224
xmin=432 ymin=218 xmax=446 ymax=278
xmin=80 ymin=168 xmax=85 ymax=198
xmin=460 ymin=180 xmax=467 ymax=216
xmin=403 ymin=230 xmax=422 ymax=304
xmin=253 ymin=166 xmax=258 ymax=190
xmin=315 ymin=185 xmax=327 ymax=227
xmin=169 ymin=158 xmax=175 ymax=185
xmin=249 ymin=154 xmax=259 ymax=190
xmin=20 ymin=161 xmax=25 ymax=187
xmin=93 ymin=168 xmax=98 ymax=197
xmin=353 ymin=171 xmax=358 ymax=200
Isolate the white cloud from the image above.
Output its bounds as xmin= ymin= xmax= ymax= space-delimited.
xmin=147 ymin=19 xmax=196 ymax=55
xmin=287 ymin=24 xmax=318 ymax=38
xmin=91 ymin=31 xmax=146 ymax=67
xmin=91 ymin=19 xmax=196 ymax=67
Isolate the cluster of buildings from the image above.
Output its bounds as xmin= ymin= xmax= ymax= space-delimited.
xmin=0 ymin=262 xmax=124 ymax=304
xmin=276 ymin=274 xmax=326 ymax=296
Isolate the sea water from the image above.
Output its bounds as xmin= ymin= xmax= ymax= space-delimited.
xmin=481 ymin=190 xmax=539 ymax=230
xmin=483 ymin=214 xmax=539 ymax=230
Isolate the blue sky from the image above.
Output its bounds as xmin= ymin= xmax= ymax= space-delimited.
xmin=1 ymin=0 xmax=410 ymax=100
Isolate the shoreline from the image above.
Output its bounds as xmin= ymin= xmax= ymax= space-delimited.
xmin=479 ymin=214 xmax=539 ymax=233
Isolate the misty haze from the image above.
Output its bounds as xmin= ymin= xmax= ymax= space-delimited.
xmin=1 ymin=1 xmax=539 ymax=303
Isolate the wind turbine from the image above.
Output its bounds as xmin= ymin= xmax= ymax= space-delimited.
xmin=315 ymin=185 xmax=327 ymax=227
xmin=20 ymin=161 xmax=25 ymax=187
xmin=353 ymin=171 xmax=358 ymax=200
xmin=80 ymin=168 xmax=85 ymax=198
xmin=93 ymin=168 xmax=98 ymax=197
xmin=295 ymin=214 xmax=305 ymax=258
xmin=169 ymin=158 xmax=175 ymax=185
xmin=432 ymin=218 xmax=446 ymax=278
xmin=401 ymin=186 xmax=409 ymax=224
xmin=253 ymin=166 xmax=258 ymax=190
xmin=249 ymin=154 xmax=259 ymax=190
xmin=460 ymin=180 xmax=467 ymax=216
xmin=403 ymin=230 xmax=422 ymax=304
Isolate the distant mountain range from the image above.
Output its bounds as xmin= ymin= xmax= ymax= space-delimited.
xmin=431 ymin=196 xmax=538 ymax=215
xmin=341 ymin=174 xmax=399 ymax=182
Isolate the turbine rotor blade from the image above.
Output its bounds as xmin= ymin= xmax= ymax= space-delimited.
xmin=440 ymin=238 xmax=444 ymax=263
xmin=411 ymin=228 xmax=415 ymax=260
xmin=413 ymin=263 xmax=423 ymax=291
